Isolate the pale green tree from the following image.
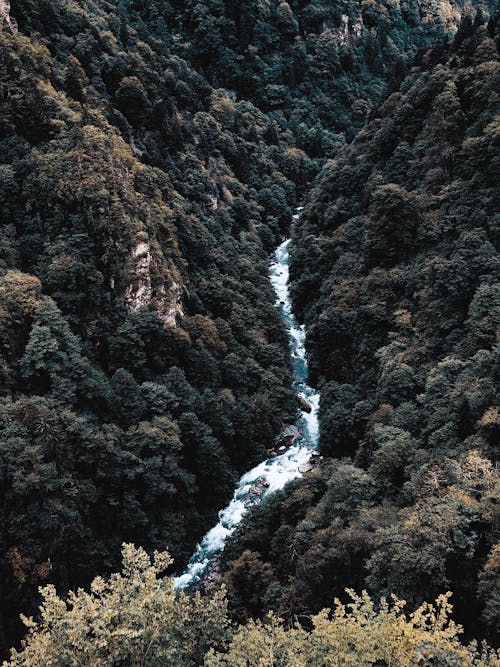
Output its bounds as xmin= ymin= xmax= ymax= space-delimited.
xmin=3 ymin=544 xmax=230 ymax=667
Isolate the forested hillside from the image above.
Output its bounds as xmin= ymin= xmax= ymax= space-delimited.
xmin=3 ymin=544 xmax=500 ymax=666
xmin=0 ymin=0 xmax=498 ymax=660
xmin=0 ymin=0 xmax=303 ymax=648
xmin=222 ymin=13 xmax=500 ymax=646
xmin=136 ymin=0 xmax=483 ymax=157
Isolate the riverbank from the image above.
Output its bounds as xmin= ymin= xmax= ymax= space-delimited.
xmin=173 ymin=234 xmax=320 ymax=590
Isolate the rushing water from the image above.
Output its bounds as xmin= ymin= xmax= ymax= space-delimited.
xmin=173 ymin=229 xmax=320 ymax=589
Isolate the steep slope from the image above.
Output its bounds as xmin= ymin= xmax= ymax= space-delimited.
xmin=222 ymin=15 xmax=500 ymax=643
xmin=131 ymin=0 xmax=485 ymax=158
xmin=0 ymin=0 xmax=301 ymax=649
xmin=3 ymin=545 xmax=500 ymax=666
xmin=0 ymin=0 xmax=495 ymax=655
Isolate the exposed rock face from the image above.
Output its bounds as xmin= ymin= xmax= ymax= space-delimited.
xmin=208 ymin=194 xmax=218 ymax=210
xmin=0 ymin=0 xmax=17 ymax=33
xmin=155 ymin=281 xmax=184 ymax=327
xmin=125 ymin=242 xmax=152 ymax=310
xmin=124 ymin=240 xmax=183 ymax=326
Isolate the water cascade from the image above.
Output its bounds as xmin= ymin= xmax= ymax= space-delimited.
xmin=173 ymin=229 xmax=320 ymax=589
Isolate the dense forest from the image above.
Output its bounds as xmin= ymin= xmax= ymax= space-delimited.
xmin=222 ymin=7 xmax=500 ymax=649
xmin=0 ymin=0 xmax=499 ymax=662
xmin=3 ymin=544 xmax=500 ymax=666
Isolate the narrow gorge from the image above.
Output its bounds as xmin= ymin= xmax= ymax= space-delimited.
xmin=0 ymin=0 xmax=499 ymax=662
xmin=175 ymin=215 xmax=321 ymax=589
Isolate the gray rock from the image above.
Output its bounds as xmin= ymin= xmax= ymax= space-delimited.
xmin=249 ymin=479 xmax=270 ymax=497
xmin=275 ymin=425 xmax=301 ymax=447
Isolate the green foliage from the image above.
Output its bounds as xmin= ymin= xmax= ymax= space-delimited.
xmin=208 ymin=591 xmax=500 ymax=667
xmin=223 ymin=550 xmax=274 ymax=623
xmin=20 ymin=298 xmax=105 ymax=405
xmin=222 ymin=16 xmax=500 ymax=645
xmin=479 ymin=544 xmax=500 ymax=635
xmin=0 ymin=0 xmax=497 ymax=656
xmin=3 ymin=544 xmax=230 ymax=667
xmin=0 ymin=0 xmax=320 ymax=648
xmin=4 ymin=548 xmax=499 ymax=666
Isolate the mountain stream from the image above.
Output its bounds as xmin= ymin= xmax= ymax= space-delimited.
xmin=173 ymin=227 xmax=320 ymax=589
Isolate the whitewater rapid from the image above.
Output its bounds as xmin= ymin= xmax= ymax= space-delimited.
xmin=173 ymin=228 xmax=320 ymax=589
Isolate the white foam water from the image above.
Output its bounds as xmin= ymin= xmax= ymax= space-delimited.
xmin=173 ymin=226 xmax=320 ymax=589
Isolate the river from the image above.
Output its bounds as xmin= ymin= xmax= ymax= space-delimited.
xmin=173 ymin=226 xmax=320 ymax=589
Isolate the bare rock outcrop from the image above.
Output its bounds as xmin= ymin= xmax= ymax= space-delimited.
xmin=0 ymin=0 xmax=18 ymax=33
xmin=155 ymin=281 xmax=184 ymax=327
xmin=124 ymin=240 xmax=183 ymax=327
xmin=125 ymin=242 xmax=153 ymax=310
xmin=275 ymin=425 xmax=301 ymax=449
xmin=249 ymin=478 xmax=270 ymax=498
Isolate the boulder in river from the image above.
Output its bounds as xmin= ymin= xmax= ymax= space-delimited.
xmin=275 ymin=425 xmax=301 ymax=448
xmin=298 ymin=462 xmax=313 ymax=473
xmin=297 ymin=395 xmax=312 ymax=413
xmin=249 ymin=478 xmax=270 ymax=497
